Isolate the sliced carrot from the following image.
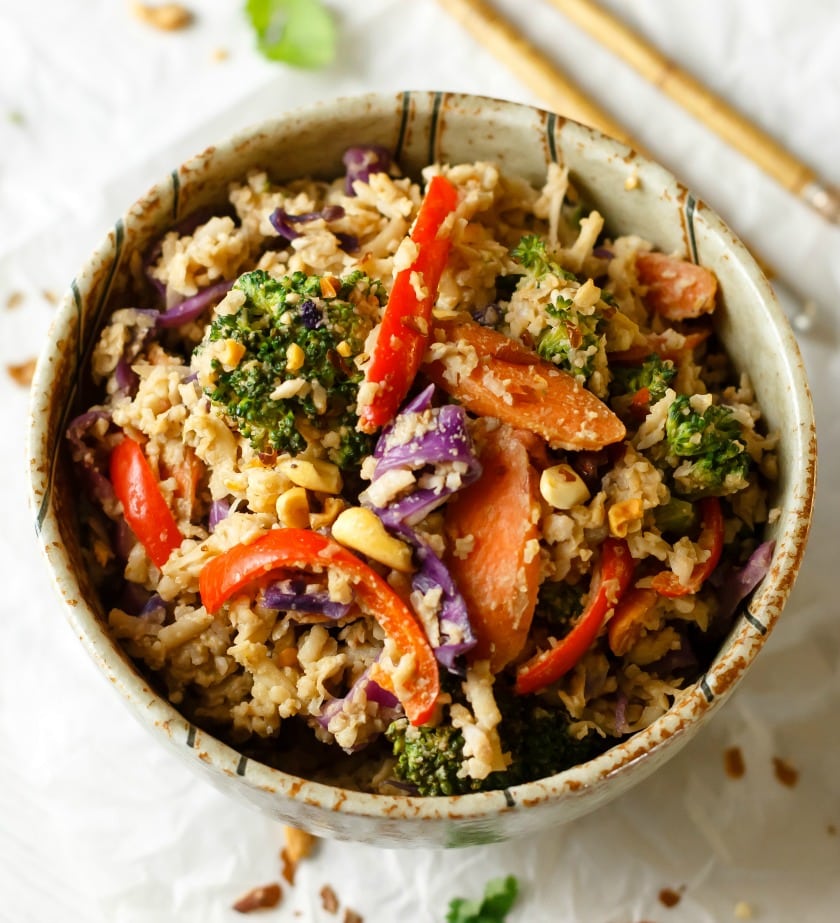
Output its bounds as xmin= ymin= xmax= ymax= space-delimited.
xmin=636 ymin=251 xmax=718 ymax=320
xmin=606 ymin=586 xmax=659 ymax=656
xmin=423 ymin=319 xmax=625 ymax=452
xmin=608 ymin=328 xmax=712 ymax=364
xmin=171 ymin=447 xmax=203 ymax=511
xmin=444 ymin=424 xmax=541 ymax=673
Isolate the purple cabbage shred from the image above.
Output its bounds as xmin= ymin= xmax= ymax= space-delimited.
xmin=342 ymin=146 xmax=392 ymax=195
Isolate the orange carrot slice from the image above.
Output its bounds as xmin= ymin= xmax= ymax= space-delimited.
xmin=444 ymin=424 xmax=541 ymax=672
xmin=424 ymin=319 xmax=625 ymax=451
xmin=636 ymin=251 xmax=718 ymax=320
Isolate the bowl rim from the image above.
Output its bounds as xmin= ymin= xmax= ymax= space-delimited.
xmin=27 ymin=90 xmax=817 ymax=830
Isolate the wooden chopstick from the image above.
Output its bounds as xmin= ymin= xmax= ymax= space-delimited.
xmin=435 ymin=0 xmax=635 ymax=147
xmin=545 ymin=0 xmax=840 ymax=225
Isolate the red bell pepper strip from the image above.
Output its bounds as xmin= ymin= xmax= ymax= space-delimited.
xmin=651 ymin=496 xmax=724 ymax=597
xmin=198 ymin=528 xmax=440 ymax=726
xmin=358 ymin=174 xmax=459 ymax=433
xmin=515 ymin=538 xmax=635 ymax=695
xmin=110 ymin=436 xmax=183 ymax=568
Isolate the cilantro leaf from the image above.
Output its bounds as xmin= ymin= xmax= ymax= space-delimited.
xmin=245 ymin=0 xmax=336 ymax=68
xmin=446 ymin=875 xmax=519 ymax=923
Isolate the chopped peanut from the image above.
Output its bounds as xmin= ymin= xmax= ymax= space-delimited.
xmin=284 ymin=825 xmax=316 ymax=864
xmin=285 ymin=342 xmax=305 ymax=371
xmin=277 ymin=458 xmax=342 ymax=494
xmin=331 ymin=507 xmax=414 ymax=572
xmin=276 ymin=486 xmax=310 ymax=529
xmin=539 ymin=464 xmax=590 ymax=509
xmin=131 ymin=2 xmax=193 ymax=31
xmin=607 ymin=497 xmax=644 ymax=537
xmin=232 ymin=882 xmax=282 ymax=913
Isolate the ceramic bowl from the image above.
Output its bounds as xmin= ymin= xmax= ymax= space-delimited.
xmin=28 ymin=91 xmax=816 ymax=847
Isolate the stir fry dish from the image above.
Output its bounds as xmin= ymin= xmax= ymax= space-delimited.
xmin=68 ymin=149 xmax=777 ymax=794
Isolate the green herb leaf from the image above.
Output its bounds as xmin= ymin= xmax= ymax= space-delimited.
xmin=446 ymin=875 xmax=519 ymax=923
xmin=245 ymin=0 xmax=336 ymax=68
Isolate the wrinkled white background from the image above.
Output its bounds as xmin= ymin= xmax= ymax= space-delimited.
xmin=1 ymin=2 xmax=839 ymax=921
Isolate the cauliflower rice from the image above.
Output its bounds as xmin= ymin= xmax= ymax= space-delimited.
xmin=67 ymin=149 xmax=777 ymax=795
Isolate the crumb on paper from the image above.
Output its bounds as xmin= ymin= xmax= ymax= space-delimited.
xmin=7 ymin=110 xmax=24 ymax=126
xmin=724 ymin=745 xmax=746 ymax=779
xmin=212 ymin=47 xmax=229 ymax=62
xmin=343 ymin=910 xmax=363 ymax=923
xmin=320 ymin=884 xmax=340 ymax=914
xmin=658 ymin=886 xmax=683 ymax=908
xmin=232 ymin=882 xmax=283 ymax=913
xmin=7 ymin=358 xmax=36 ymax=387
xmin=281 ymin=826 xmax=317 ymax=884
xmin=130 ymin=2 xmax=194 ymax=31
xmin=772 ymin=756 xmax=799 ymax=788
xmin=5 ymin=291 xmax=24 ymax=310
xmin=42 ymin=289 xmax=59 ymax=306
xmin=734 ymin=900 xmax=753 ymax=919
xmin=827 ymin=824 xmax=837 ymax=836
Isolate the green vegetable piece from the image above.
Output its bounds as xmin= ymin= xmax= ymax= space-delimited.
xmin=610 ymin=353 xmax=676 ymax=403
xmin=665 ymin=394 xmax=752 ymax=498
xmin=534 ymin=580 xmax=584 ymax=628
xmin=386 ymin=720 xmax=473 ymax=797
xmin=245 ymin=0 xmax=336 ymax=69
xmin=446 ymin=875 xmax=519 ymax=923
xmin=511 ymin=234 xmax=575 ymax=282
xmin=653 ymin=497 xmax=697 ymax=535
xmin=666 ymin=394 xmax=742 ymax=456
xmin=386 ymin=681 xmax=603 ymax=795
xmin=199 ymin=268 xmax=379 ymax=466
xmin=510 ymin=236 xmax=605 ymax=379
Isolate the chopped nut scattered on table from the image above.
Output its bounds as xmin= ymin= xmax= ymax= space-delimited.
xmin=130 ymin=2 xmax=193 ymax=31
xmin=772 ymin=756 xmax=799 ymax=788
xmin=320 ymin=884 xmax=340 ymax=914
xmin=7 ymin=358 xmax=36 ymax=387
xmin=281 ymin=825 xmax=317 ymax=884
xmin=724 ymin=745 xmax=746 ymax=779
xmin=232 ymin=882 xmax=283 ymax=913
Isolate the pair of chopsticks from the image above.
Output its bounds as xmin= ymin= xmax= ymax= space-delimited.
xmin=438 ymin=0 xmax=837 ymax=328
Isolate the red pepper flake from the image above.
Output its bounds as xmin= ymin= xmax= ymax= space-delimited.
xmin=658 ymin=886 xmax=684 ymax=908
xmin=320 ymin=885 xmax=340 ymax=914
xmin=723 ymin=745 xmax=746 ymax=779
xmin=232 ymin=882 xmax=282 ymax=913
xmin=772 ymin=756 xmax=799 ymax=788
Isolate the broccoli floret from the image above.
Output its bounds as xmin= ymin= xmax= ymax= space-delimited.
xmin=673 ymin=453 xmax=751 ymax=499
xmin=508 ymin=235 xmax=606 ymax=380
xmin=386 ymin=683 xmax=604 ymax=795
xmin=534 ymin=580 xmax=584 ymax=629
xmin=198 ymin=269 xmax=381 ymax=466
xmin=535 ymin=311 xmax=603 ymax=379
xmin=482 ymin=687 xmax=604 ymax=789
xmin=386 ymin=719 xmax=475 ymax=797
xmin=610 ymin=353 xmax=676 ymax=404
xmin=665 ymin=394 xmax=751 ymax=498
xmin=511 ymin=234 xmax=576 ymax=282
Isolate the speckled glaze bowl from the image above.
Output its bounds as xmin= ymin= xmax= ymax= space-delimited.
xmin=28 ymin=91 xmax=816 ymax=847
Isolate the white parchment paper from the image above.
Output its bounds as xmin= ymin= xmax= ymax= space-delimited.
xmin=1 ymin=2 xmax=838 ymax=921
